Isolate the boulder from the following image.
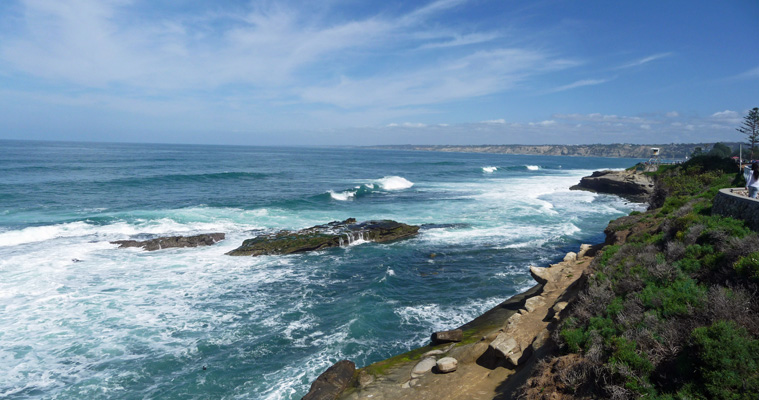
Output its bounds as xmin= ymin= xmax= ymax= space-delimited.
xmin=524 ymin=296 xmax=545 ymax=313
xmin=570 ymin=170 xmax=654 ymax=203
xmin=302 ymin=360 xmax=355 ymax=400
xmin=577 ymin=244 xmax=592 ymax=258
xmin=227 ymin=219 xmax=419 ymax=256
xmin=436 ymin=357 xmax=458 ymax=373
xmin=112 ymin=233 xmax=225 ymax=251
xmin=563 ymin=252 xmax=577 ymax=263
xmin=412 ymin=357 xmax=437 ymax=376
xmin=431 ymin=329 xmax=463 ymax=344
xmin=489 ymin=334 xmax=522 ymax=366
xmin=529 ymin=266 xmax=552 ymax=284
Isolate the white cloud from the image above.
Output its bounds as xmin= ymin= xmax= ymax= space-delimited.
xmin=711 ymin=110 xmax=739 ymax=119
xmin=418 ymin=32 xmax=499 ymax=49
xmin=616 ymin=52 xmax=672 ymax=69
xmin=666 ymin=111 xmax=679 ymax=117
xmin=548 ymin=78 xmax=609 ymax=93
xmin=481 ymin=119 xmax=506 ymax=124
xmin=301 ymin=48 xmax=574 ymax=109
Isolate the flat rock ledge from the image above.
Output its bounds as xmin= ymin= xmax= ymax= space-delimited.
xmin=111 ymin=233 xmax=225 ymax=251
xmin=570 ymin=169 xmax=654 ymax=202
xmin=226 ymin=218 xmax=419 ymax=256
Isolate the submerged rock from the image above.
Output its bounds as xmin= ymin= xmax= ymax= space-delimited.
xmin=111 ymin=233 xmax=225 ymax=251
xmin=226 ymin=218 xmax=419 ymax=256
xmin=570 ymin=169 xmax=654 ymax=202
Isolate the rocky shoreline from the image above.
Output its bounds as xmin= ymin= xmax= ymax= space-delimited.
xmin=301 ymin=169 xmax=651 ymax=400
xmin=302 ymin=244 xmax=605 ymax=400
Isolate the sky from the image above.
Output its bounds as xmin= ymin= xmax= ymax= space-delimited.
xmin=0 ymin=0 xmax=758 ymax=146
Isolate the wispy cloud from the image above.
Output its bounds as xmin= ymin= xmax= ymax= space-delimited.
xmin=734 ymin=65 xmax=759 ymax=80
xmin=418 ymin=32 xmax=499 ymax=49
xmin=548 ymin=78 xmax=609 ymax=93
xmin=615 ymin=52 xmax=672 ymax=69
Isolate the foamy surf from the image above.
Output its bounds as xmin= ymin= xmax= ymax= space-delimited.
xmin=526 ymin=165 xmax=540 ymax=170
xmin=482 ymin=166 xmax=498 ymax=173
xmin=375 ymin=176 xmax=414 ymax=190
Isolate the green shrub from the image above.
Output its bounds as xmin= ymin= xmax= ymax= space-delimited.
xmin=598 ymin=245 xmax=620 ymax=267
xmin=611 ymin=336 xmax=654 ymax=374
xmin=639 ymin=278 xmax=706 ymax=318
xmin=734 ymin=252 xmax=759 ymax=281
xmin=561 ymin=327 xmax=587 ymax=353
xmin=690 ymin=321 xmax=759 ymax=400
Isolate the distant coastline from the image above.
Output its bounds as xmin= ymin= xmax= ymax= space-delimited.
xmin=366 ymin=142 xmax=742 ymax=159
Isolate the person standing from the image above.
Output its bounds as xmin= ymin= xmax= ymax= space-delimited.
xmin=747 ymin=162 xmax=759 ymax=198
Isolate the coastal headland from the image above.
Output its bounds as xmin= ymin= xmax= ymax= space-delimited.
xmin=303 ymin=156 xmax=759 ymax=399
xmin=366 ymin=143 xmax=741 ymax=159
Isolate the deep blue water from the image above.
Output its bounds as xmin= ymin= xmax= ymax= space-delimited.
xmin=0 ymin=140 xmax=643 ymax=399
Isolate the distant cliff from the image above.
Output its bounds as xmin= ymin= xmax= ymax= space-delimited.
xmin=366 ymin=143 xmax=741 ymax=159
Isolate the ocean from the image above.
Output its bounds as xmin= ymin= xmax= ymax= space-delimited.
xmin=0 ymin=140 xmax=644 ymax=399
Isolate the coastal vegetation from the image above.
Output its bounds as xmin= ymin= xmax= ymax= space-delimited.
xmin=523 ymin=155 xmax=759 ymax=399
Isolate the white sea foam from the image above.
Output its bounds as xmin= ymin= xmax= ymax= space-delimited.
xmin=526 ymin=165 xmax=540 ymax=170
xmin=328 ymin=190 xmax=355 ymax=201
xmin=375 ymin=176 xmax=414 ymax=191
xmin=482 ymin=166 xmax=498 ymax=173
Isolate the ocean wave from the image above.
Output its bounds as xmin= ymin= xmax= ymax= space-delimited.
xmin=482 ymin=166 xmax=498 ymax=173
xmin=526 ymin=165 xmax=540 ymax=170
xmin=375 ymin=176 xmax=414 ymax=190
xmin=326 ymin=176 xmax=414 ymax=201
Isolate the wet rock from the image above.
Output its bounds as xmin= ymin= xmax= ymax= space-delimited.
xmin=431 ymin=329 xmax=463 ymax=344
xmin=227 ymin=219 xmax=419 ymax=256
xmin=436 ymin=357 xmax=458 ymax=373
xmin=112 ymin=233 xmax=225 ymax=251
xmin=302 ymin=360 xmax=355 ymax=400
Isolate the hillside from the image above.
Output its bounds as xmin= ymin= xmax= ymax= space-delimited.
xmin=367 ymin=143 xmax=744 ymax=160
xmin=520 ymin=156 xmax=759 ymax=399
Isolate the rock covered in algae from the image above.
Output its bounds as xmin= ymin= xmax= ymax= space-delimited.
xmin=112 ymin=233 xmax=225 ymax=251
xmin=226 ymin=218 xmax=419 ymax=256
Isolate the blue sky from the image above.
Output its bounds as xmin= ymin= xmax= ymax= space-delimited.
xmin=0 ymin=0 xmax=757 ymax=145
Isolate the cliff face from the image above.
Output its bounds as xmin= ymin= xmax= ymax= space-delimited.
xmin=368 ymin=143 xmax=741 ymax=159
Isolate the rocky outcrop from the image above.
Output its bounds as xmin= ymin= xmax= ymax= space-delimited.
xmin=226 ymin=218 xmax=419 ymax=256
xmin=111 ymin=233 xmax=225 ymax=251
xmin=570 ymin=169 xmax=654 ymax=202
xmin=431 ymin=329 xmax=463 ymax=344
xmin=302 ymin=360 xmax=356 ymax=400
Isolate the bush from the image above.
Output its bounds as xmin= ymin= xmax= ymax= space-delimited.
xmin=639 ymin=278 xmax=706 ymax=318
xmin=690 ymin=321 xmax=759 ymax=399
xmin=734 ymin=251 xmax=759 ymax=281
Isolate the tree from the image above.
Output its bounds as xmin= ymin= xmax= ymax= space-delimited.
xmin=738 ymin=107 xmax=759 ymax=160
xmin=708 ymin=142 xmax=732 ymax=158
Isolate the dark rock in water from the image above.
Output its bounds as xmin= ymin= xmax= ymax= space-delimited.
xmin=301 ymin=360 xmax=355 ymax=400
xmin=226 ymin=218 xmax=419 ymax=256
xmin=431 ymin=329 xmax=463 ymax=344
xmin=570 ymin=169 xmax=654 ymax=203
xmin=112 ymin=233 xmax=225 ymax=251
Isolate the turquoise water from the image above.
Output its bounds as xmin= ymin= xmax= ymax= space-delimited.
xmin=0 ymin=141 xmax=643 ymax=399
